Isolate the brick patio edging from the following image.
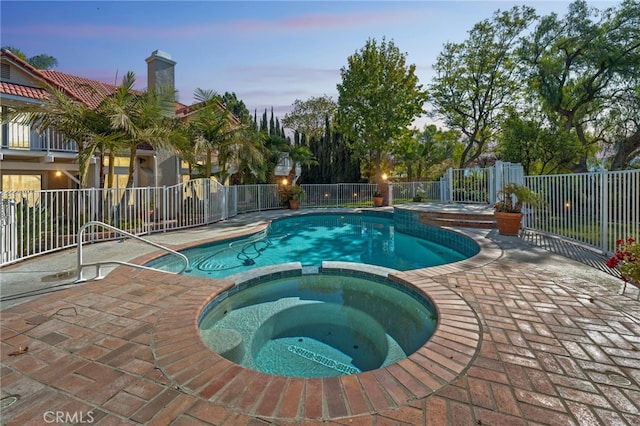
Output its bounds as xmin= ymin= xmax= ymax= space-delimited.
xmin=151 ymin=268 xmax=483 ymax=421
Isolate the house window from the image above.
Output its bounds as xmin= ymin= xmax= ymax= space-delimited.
xmin=7 ymin=119 xmax=31 ymax=149
xmin=1 ymin=174 xmax=42 ymax=192
xmin=0 ymin=63 xmax=9 ymax=79
xmin=103 ymin=156 xmax=130 ymax=167
xmin=0 ymin=109 xmax=31 ymax=150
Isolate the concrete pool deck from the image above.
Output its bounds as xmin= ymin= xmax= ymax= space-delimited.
xmin=1 ymin=207 xmax=640 ymax=425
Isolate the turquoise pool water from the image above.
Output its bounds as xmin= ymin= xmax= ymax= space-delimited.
xmin=198 ymin=272 xmax=438 ymax=377
xmin=147 ymin=213 xmax=474 ymax=279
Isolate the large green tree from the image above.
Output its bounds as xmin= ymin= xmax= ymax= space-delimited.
xmin=429 ymin=6 xmax=536 ymax=168
xmin=520 ymin=0 xmax=640 ymax=171
xmin=497 ymin=109 xmax=581 ymax=175
xmin=336 ymin=37 xmax=427 ymax=184
xmin=220 ymin=92 xmax=252 ymax=125
xmin=303 ymin=115 xmax=361 ymax=184
xmin=393 ymin=125 xmax=457 ymax=181
xmin=2 ymin=46 xmax=58 ymax=69
xmin=282 ymin=95 xmax=337 ymax=142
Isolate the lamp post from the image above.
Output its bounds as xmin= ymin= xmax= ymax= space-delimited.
xmin=380 ymin=173 xmax=392 ymax=206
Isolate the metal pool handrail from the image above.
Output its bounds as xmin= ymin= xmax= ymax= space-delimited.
xmin=75 ymin=221 xmax=189 ymax=283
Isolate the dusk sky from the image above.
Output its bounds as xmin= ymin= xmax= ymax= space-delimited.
xmin=2 ymin=1 xmax=616 ymax=128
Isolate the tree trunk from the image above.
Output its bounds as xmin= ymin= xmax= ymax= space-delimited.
xmin=107 ymin=151 xmax=115 ymax=189
xmin=206 ymin=149 xmax=212 ymax=178
xmin=125 ymin=148 xmax=136 ymax=189
xmin=611 ymin=129 xmax=640 ymax=170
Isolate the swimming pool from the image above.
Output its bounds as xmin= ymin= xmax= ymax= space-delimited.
xmin=147 ymin=212 xmax=477 ymax=279
xmin=198 ymin=270 xmax=438 ymax=377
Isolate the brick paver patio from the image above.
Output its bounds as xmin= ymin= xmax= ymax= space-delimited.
xmin=1 ymin=229 xmax=640 ymax=425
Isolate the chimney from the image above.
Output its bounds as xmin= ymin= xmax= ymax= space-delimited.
xmin=145 ymin=50 xmax=176 ymax=98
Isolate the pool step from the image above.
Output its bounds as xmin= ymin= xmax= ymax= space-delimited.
xmin=419 ymin=211 xmax=497 ymax=229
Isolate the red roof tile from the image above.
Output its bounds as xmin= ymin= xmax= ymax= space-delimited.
xmin=2 ymin=49 xmax=135 ymax=109
xmin=0 ymin=81 xmax=48 ymax=100
xmin=2 ymin=49 xmax=237 ymax=123
xmin=39 ymin=70 xmax=120 ymax=109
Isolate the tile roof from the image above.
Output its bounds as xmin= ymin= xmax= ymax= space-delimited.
xmin=175 ymin=100 xmax=241 ymax=125
xmin=39 ymin=69 xmax=120 ymax=109
xmin=2 ymin=49 xmax=129 ymax=109
xmin=0 ymin=81 xmax=48 ymax=100
xmin=1 ymin=49 xmax=237 ymax=124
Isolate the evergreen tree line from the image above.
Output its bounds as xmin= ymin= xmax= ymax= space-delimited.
xmin=296 ymin=116 xmax=361 ymax=184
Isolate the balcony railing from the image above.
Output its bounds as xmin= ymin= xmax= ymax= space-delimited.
xmin=1 ymin=121 xmax=78 ymax=153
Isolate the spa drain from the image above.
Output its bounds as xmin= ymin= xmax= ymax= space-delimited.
xmin=288 ymin=345 xmax=360 ymax=375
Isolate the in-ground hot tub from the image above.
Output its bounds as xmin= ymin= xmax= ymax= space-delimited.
xmin=198 ymin=270 xmax=438 ymax=378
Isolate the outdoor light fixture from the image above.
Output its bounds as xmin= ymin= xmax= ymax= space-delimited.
xmin=281 ymin=178 xmax=288 ymax=186
xmin=382 ymin=173 xmax=388 ymax=181
xmin=55 ymin=171 xmax=62 ymax=177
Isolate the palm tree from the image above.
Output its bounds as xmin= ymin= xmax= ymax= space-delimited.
xmin=223 ymin=125 xmax=266 ymax=184
xmin=263 ymin=133 xmax=291 ymax=183
xmin=97 ymin=71 xmax=177 ymax=190
xmin=3 ymin=83 xmax=112 ymax=187
xmin=286 ymin=144 xmax=318 ymax=184
xmin=185 ymin=89 xmax=263 ymax=183
xmin=6 ymin=71 xmax=178 ymax=190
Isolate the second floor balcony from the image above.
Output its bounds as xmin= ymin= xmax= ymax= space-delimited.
xmin=1 ymin=120 xmax=78 ymax=154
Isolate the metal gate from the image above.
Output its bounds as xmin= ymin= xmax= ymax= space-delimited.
xmin=439 ymin=161 xmax=524 ymax=204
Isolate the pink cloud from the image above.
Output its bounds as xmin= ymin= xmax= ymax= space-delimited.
xmin=5 ymin=10 xmax=425 ymax=40
xmin=4 ymin=23 xmax=215 ymax=39
xmin=231 ymin=10 xmax=423 ymax=33
xmin=225 ymin=64 xmax=339 ymax=83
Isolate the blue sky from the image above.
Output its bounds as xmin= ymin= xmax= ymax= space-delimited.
xmin=2 ymin=1 xmax=616 ymax=126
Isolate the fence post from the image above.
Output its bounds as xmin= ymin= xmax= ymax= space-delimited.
xmin=257 ymin=185 xmax=262 ymax=212
xmin=204 ymin=180 xmax=210 ymax=224
xmin=1 ymin=198 xmax=17 ymax=264
xmin=162 ymin=186 xmax=167 ymax=233
xmin=489 ymin=166 xmax=496 ymax=204
xmin=447 ymin=168 xmax=454 ymax=202
xmin=600 ymin=169 xmax=608 ymax=254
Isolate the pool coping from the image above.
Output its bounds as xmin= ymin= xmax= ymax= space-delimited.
xmin=139 ymin=219 xmax=502 ymax=420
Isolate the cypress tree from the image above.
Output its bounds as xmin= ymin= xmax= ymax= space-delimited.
xmin=322 ymin=116 xmax=333 ymax=183
xmin=303 ymin=134 xmax=318 ymax=182
xmin=260 ymin=109 xmax=268 ymax=133
xmin=269 ymin=107 xmax=275 ymax=137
